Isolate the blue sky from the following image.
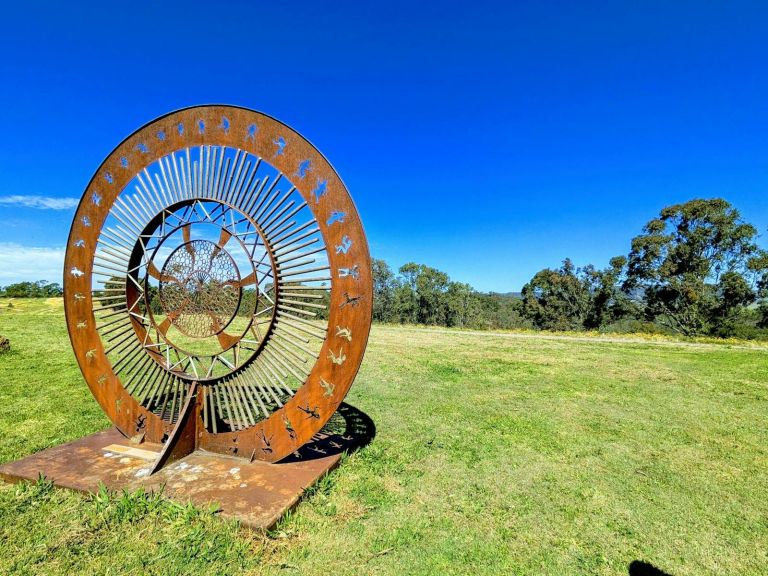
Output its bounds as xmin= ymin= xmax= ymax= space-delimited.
xmin=0 ymin=1 xmax=766 ymax=291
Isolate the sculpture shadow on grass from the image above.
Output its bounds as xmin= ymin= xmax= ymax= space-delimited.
xmin=629 ymin=560 xmax=673 ymax=576
xmin=277 ymin=402 xmax=376 ymax=464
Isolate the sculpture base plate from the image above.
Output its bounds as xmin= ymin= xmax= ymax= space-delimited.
xmin=0 ymin=427 xmax=341 ymax=530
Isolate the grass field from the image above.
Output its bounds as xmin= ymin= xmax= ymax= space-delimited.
xmin=0 ymin=298 xmax=766 ymax=575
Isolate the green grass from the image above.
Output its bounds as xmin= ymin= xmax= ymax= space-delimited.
xmin=0 ymin=298 xmax=767 ymax=575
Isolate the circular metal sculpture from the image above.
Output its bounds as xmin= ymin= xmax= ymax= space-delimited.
xmin=64 ymin=105 xmax=372 ymax=466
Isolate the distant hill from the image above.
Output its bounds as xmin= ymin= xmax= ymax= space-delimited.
xmin=488 ymin=291 xmax=522 ymax=299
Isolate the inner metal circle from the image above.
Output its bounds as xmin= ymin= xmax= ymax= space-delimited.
xmin=158 ymin=239 xmax=241 ymax=338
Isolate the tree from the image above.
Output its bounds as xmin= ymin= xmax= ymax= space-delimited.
xmin=369 ymin=258 xmax=532 ymax=329
xmin=521 ymin=259 xmax=591 ymax=330
xmin=372 ymin=259 xmax=397 ymax=323
xmin=444 ymin=281 xmax=481 ymax=328
xmin=624 ymin=198 xmax=766 ymax=335
xmin=749 ymin=251 xmax=768 ymax=329
xmin=581 ymin=256 xmax=639 ymax=329
xmin=412 ymin=263 xmax=451 ymax=325
xmin=477 ymin=292 xmax=531 ymax=330
xmin=0 ymin=280 xmax=62 ymax=297
xmin=394 ymin=263 xmax=451 ymax=325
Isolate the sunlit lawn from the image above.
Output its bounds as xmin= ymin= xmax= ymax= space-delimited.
xmin=0 ymin=298 xmax=766 ymax=575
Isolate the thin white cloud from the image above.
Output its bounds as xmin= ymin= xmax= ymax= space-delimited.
xmin=0 ymin=195 xmax=79 ymax=210
xmin=0 ymin=243 xmax=65 ymax=285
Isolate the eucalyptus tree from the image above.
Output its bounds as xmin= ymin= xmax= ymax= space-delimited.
xmin=624 ymin=198 xmax=767 ymax=335
xmin=521 ymin=259 xmax=591 ymax=330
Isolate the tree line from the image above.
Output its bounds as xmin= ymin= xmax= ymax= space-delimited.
xmin=0 ymin=280 xmax=62 ymax=298
xmin=373 ymin=199 xmax=768 ymax=339
xmin=2 ymin=198 xmax=766 ymax=339
xmin=372 ymin=260 xmax=530 ymax=330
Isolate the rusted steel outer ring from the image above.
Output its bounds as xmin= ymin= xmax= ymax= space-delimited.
xmin=64 ymin=105 xmax=372 ymax=462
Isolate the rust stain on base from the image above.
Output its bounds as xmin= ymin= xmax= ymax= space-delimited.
xmin=0 ymin=428 xmax=341 ymax=530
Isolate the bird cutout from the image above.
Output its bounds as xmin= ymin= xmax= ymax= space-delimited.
xmin=74 ymin=293 xmax=85 ymax=301
xmin=310 ymin=445 xmax=327 ymax=455
xmin=135 ymin=414 xmax=146 ymax=431
xmin=76 ymin=320 xmax=87 ymax=329
xmin=105 ymin=172 xmax=113 ymax=184
xmin=177 ymin=122 xmax=184 ymax=135
xmin=299 ymin=403 xmax=320 ymax=419
xmin=97 ymin=375 xmax=107 ymax=386
xmin=91 ymin=192 xmax=101 ymax=206
xmin=198 ymin=119 xmax=205 ymax=134
xmin=335 ymin=236 xmax=352 ymax=254
xmin=328 ymin=348 xmax=346 ymax=365
xmin=283 ymin=415 xmax=296 ymax=440
xmin=246 ymin=123 xmax=258 ymax=141
xmin=81 ymin=215 xmax=90 ymax=227
xmin=70 ymin=267 xmax=84 ymax=277
xmin=338 ymin=265 xmax=360 ymax=280
xmin=273 ymin=136 xmax=286 ymax=157
xmin=120 ymin=156 xmax=129 ymax=167
xmin=261 ymin=431 xmax=273 ymax=453
xmin=74 ymin=239 xmax=85 ymax=248
xmin=329 ymin=440 xmax=343 ymax=449
xmin=335 ymin=326 xmax=352 ymax=341
xmin=135 ymin=143 xmax=148 ymax=153
xmin=219 ymin=117 xmax=230 ymax=133
xmin=295 ymin=159 xmax=312 ymax=179
xmin=311 ymin=179 xmax=327 ymax=203
xmin=327 ymin=211 xmax=346 ymax=226
xmin=340 ymin=292 xmax=363 ymax=309
xmin=320 ymin=378 xmax=335 ymax=397
xmin=115 ymin=398 xmax=123 ymax=413
xmin=156 ymin=130 xmax=166 ymax=141
xmin=85 ymin=348 xmax=97 ymax=360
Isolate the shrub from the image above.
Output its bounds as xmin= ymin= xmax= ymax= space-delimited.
xmin=599 ymin=319 xmax=671 ymax=335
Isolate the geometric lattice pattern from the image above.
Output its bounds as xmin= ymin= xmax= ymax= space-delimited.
xmin=159 ymin=239 xmax=241 ymax=338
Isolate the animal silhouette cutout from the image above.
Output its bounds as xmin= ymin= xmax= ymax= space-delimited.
xmin=273 ymin=136 xmax=286 ymax=157
xmin=335 ymin=236 xmax=352 ymax=254
xmin=320 ymin=378 xmax=335 ymax=397
xmin=340 ymin=292 xmax=363 ymax=308
xmin=338 ymin=265 xmax=360 ymax=280
xmin=295 ymin=159 xmax=312 ymax=179
xmin=327 ymin=211 xmax=346 ymax=225
xmin=299 ymin=403 xmax=320 ymax=419
xmin=328 ymin=348 xmax=346 ymax=365
xmin=283 ymin=415 xmax=296 ymax=440
xmin=312 ymin=179 xmax=327 ymax=203
xmin=335 ymin=326 xmax=352 ymax=341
